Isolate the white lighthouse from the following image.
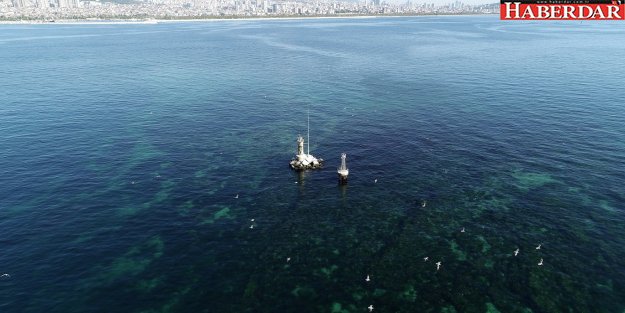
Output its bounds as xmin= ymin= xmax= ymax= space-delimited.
xmin=289 ymin=107 xmax=323 ymax=170
xmin=290 ymin=135 xmax=322 ymax=170
xmin=337 ymin=153 xmax=349 ymax=184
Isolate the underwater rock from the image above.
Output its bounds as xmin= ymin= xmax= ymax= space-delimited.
xmin=399 ymin=285 xmax=417 ymax=302
xmin=450 ymin=239 xmax=467 ymax=261
xmin=291 ymin=285 xmax=317 ymax=299
xmin=441 ymin=306 xmax=458 ymax=313
xmin=331 ymin=302 xmax=350 ymax=313
xmin=485 ymin=302 xmax=502 ymax=313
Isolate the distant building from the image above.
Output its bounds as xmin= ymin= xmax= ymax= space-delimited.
xmin=12 ymin=0 xmax=28 ymax=8
xmin=83 ymin=0 xmax=100 ymax=6
xmin=57 ymin=0 xmax=78 ymax=8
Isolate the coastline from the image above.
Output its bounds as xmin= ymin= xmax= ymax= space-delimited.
xmin=0 ymin=13 xmax=496 ymax=25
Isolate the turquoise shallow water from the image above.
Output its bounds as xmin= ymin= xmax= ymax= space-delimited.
xmin=1 ymin=16 xmax=625 ymax=313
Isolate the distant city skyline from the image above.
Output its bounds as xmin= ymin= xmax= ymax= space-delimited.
xmin=387 ymin=0 xmax=494 ymax=5
xmin=1 ymin=0 xmax=497 ymax=7
xmin=0 ymin=0 xmax=498 ymax=20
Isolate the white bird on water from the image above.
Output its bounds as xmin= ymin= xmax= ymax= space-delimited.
xmin=436 ymin=261 xmax=442 ymax=271
xmin=365 ymin=275 xmax=370 ymax=282
xmin=235 ymin=194 xmax=239 ymax=199
xmin=286 ymin=257 xmax=291 ymax=262
xmin=374 ymin=179 xmax=378 ymax=183
xmin=422 ymin=200 xmax=427 ymax=208
xmin=424 ymin=257 xmax=429 ymax=262
xmin=249 ymin=225 xmax=254 ymax=229
xmin=368 ymin=304 xmax=374 ymax=312
xmin=461 ymin=227 xmax=465 ymax=233
xmin=250 ymin=218 xmax=255 ymax=222
xmin=514 ymin=248 xmax=520 ymax=256
xmin=536 ymin=244 xmax=542 ymax=250
xmin=538 ymin=258 xmax=544 ymax=266
xmin=0 ymin=274 xmax=9 ymax=278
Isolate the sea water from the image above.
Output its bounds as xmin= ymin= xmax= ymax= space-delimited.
xmin=1 ymin=16 xmax=624 ymax=312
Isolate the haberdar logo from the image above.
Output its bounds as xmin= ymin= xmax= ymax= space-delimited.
xmin=500 ymin=0 xmax=625 ymax=20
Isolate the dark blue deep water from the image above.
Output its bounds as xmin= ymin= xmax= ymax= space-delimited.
xmin=1 ymin=16 xmax=625 ymax=313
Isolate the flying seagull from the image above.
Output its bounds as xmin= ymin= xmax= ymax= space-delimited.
xmin=0 ymin=274 xmax=9 ymax=278
xmin=249 ymin=225 xmax=254 ymax=229
xmin=286 ymin=257 xmax=291 ymax=262
xmin=436 ymin=261 xmax=442 ymax=271
xmin=536 ymin=244 xmax=541 ymax=250
xmin=374 ymin=179 xmax=378 ymax=183
xmin=422 ymin=200 xmax=427 ymax=208
xmin=368 ymin=305 xmax=374 ymax=312
xmin=460 ymin=227 xmax=465 ymax=233
xmin=538 ymin=258 xmax=544 ymax=266
xmin=424 ymin=257 xmax=429 ymax=262
xmin=365 ymin=275 xmax=370 ymax=282
xmin=514 ymin=248 xmax=520 ymax=256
